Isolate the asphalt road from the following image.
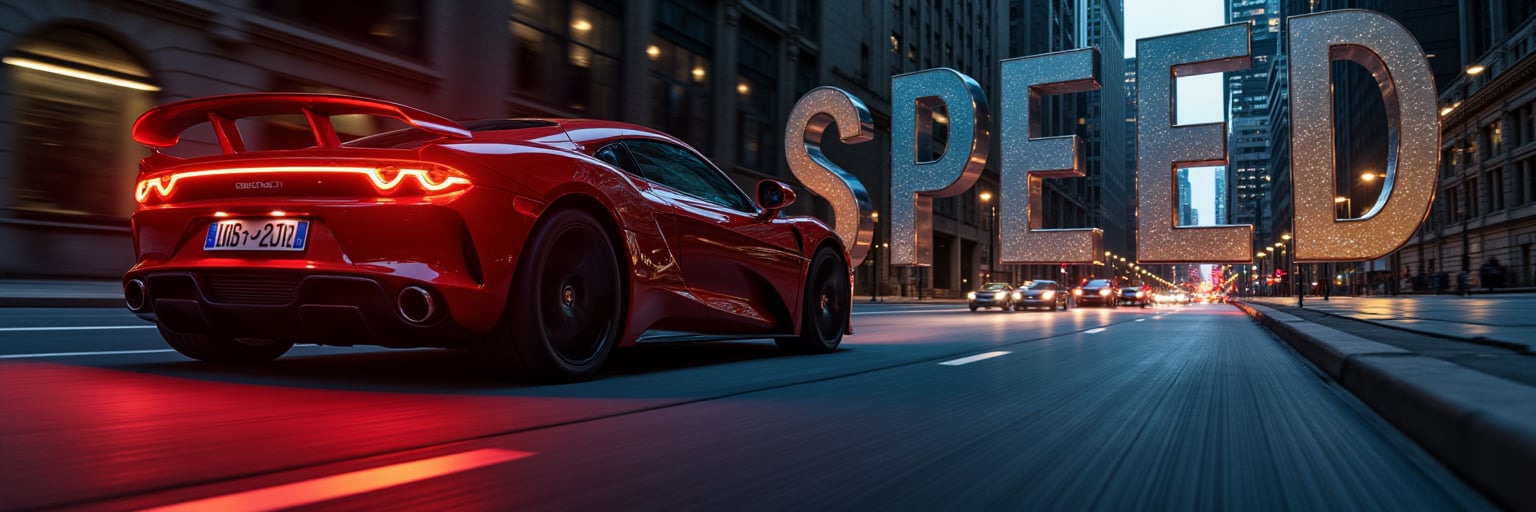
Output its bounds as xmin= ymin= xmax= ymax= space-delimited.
xmin=0 ymin=302 xmax=1493 ymax=510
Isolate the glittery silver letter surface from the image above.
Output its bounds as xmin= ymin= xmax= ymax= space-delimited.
xmin=1135 ymin=23 xmax=1254 ymax=264
xmin=999 ymin=48 xmax=1103 ymax=264
xmin=889 ymin=68 xmax=991 ymax=266
xmin=785 ymin=87 xmax=876 ymax=266
xmin=1289 ymin=10 xmax=1438 ymax=262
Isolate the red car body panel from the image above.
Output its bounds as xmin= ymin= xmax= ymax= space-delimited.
xmin=125 ymin=94 xmax=848 ymax=349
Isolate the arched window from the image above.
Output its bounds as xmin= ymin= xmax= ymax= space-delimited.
xmin=6 ymin=26 xmax=157 ymax=221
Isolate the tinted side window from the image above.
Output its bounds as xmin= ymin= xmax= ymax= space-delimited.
xmin=626 ymin=140 xmax=753 ymax=212
xmin=594 ymin=143 xmax=642 ymax=177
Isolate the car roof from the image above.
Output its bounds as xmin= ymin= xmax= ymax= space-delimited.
xmin=502 ymin=119 xmax=690 ymax=151
xmin=356 ymin=117 xmax=692 ymax=153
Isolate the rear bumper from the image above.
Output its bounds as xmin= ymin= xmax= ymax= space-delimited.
xmin=1076 ymin=295 xmax=1113 ymax=306
xmin=128 ymin=270 xmax=478 ymax=348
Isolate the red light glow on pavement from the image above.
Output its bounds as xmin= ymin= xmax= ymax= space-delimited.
xmin=143 ymin=448 xmax=533 ymax=512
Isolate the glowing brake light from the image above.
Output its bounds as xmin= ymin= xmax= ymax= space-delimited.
xmin=134 ymin=166 xmax=472 ymax=204
xmin=364 ymin=167 xmax=471 ymax=192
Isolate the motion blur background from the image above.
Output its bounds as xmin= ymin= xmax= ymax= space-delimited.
xmin=1 ymin=0 xmax=1533 ymax=298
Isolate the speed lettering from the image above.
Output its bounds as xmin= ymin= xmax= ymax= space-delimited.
xmin=786 ymin=9 xmax=1437 ymax=265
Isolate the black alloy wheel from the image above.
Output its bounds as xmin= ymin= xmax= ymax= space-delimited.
xmin=480 ymin=208 xmax=621 ymax=382
xmin=778 ymin=247 xmax=848 ymax=354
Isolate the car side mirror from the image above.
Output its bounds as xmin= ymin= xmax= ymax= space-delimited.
xmin=755 ymin=180 xmax=796 ymax=220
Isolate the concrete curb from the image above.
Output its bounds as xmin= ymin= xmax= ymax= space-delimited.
xmin=1234 ymin=300 xmax=1536 ymax=510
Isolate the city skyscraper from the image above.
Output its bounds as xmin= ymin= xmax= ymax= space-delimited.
xmin=1178 ymin=170 xmax=1194 ymax=226
xmin=1214 ymin=170 xmax=1227 ymax=224
xmin=1226 ymin=0 xmax=1280 ymax=240
xmin=1081 ymin=0 xmax=1132 ymax=256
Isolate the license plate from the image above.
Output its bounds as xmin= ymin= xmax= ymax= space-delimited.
xmin=204 ymin=219 xmax=309 ymax=251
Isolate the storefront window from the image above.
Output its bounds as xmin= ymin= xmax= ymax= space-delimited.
xmin=6 ymin=26 xmax=155 ymax=221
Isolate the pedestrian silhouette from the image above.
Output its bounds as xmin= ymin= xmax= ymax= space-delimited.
xmin=1479 ymin=257 xmax=1504 ymax=293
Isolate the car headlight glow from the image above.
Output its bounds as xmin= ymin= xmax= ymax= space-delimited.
xmin=1012 ymin=292 xmax=1022 ymax=300
xmin=967 ymin=291 xmax=976 ymax=300
xmin=1073 ymin=289 xmax=1082 ymax=296
xmin=1042 ymin=291 xmax=1054 ymax=300
xmin=1099 ymin=289 xmax=1111 ymax=296
xmin=1136 ymin=291 xmax=1144 ymax=298
xmin=994 ymin=291 xmax=1007 ymax=300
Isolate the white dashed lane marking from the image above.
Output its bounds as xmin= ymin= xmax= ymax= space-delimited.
xmin=1085 ymin=328 xmax=1107 ymax=334
xmin=938 ymin=351 xmax=1011 ymax=366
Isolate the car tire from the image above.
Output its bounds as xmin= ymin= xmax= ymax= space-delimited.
xmin=480 ymin=208 xmax=621 ymax=382
xmin=970 ymin=304 xmax=978 ymax=311
xmin=777 ymin=246 xmax=848 ymax=354
xmin=159 ymin=325 xmax=292 ymax=363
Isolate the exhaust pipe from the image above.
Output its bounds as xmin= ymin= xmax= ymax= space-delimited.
xmin=124 ymin=279 xmax=147 ymax=311
xmin=397 ymin=286 xmax=436 ymax=324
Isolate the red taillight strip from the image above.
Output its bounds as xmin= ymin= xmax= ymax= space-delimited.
xmin=134 ymin=166 xmax=470 ymax=203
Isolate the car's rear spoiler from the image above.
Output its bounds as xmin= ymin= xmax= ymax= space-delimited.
xmin=132 ymin=93 xmax=472 ymax=154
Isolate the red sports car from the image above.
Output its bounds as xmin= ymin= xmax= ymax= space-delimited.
xmin=125 ymin=93 xmax=852 ymax=381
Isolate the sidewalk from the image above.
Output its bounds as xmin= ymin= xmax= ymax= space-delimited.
xmin=0 ymin=279 xmax=123 ymax=308
xmin=1232 ymin=297 xmax=1536 ymax=510
xmin=1244 ymin=294 xmax=1536 ymax=351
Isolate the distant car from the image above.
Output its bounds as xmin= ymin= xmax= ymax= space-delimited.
xmin=1118 ymin=281 xmax=1152 ymax=308
xmin=1153 ymin=290 xmax=1189 ymax=305
xmin=968 ymin=282 xmax=1016 ymax=311
xmin=1014 ymin=280 xmax=1069 ymax=311
xmin=1073 ymin=279 xmax=1118 ymax=308
xmin=123 ymin=93 xmax=852 ymax=382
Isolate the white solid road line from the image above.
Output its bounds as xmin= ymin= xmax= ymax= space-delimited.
xmin=0 ymin=325 xmax=156 ymax=333
xmin=0 ymin=349 xmax=176 ymax=359
xmin=938 ymin=351 xmax=1011 ymax=366
xmin=1135 ymin=319 xmax=1147 ymax=322
xmin=143 ymin=448 xmax=534 ymax=512
xmin=854 ymin=309 xmax=967 ymax=316
xmin=1085 ymin=328 xmax=1107 ymax=334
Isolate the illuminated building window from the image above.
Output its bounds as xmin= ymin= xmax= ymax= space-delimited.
xmin=258 ymin=0 xmax=425 ymax=57
xmin=511 ymin=1 xmax=622 ymax=119
xmin=6 ymin=25 xmax=155 ymax=221
xmin=736 ymin=21 xmax=776 ymax=173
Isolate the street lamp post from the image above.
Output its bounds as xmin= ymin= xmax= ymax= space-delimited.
xmin=1330 ymin=198 xmax=1348 ymax=297
xmin=979 ymin=191 xmax=996 ymax=284
xmin=871 ymin=211 xmax=879 ymax=303
xmin=1256 ymin=252 xmax=1267 ymax=295
xmin=1281 ymin=233 xmax=1300 ymax=307
xmin=1357 ymin=171 xmax=1379 ymax=295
